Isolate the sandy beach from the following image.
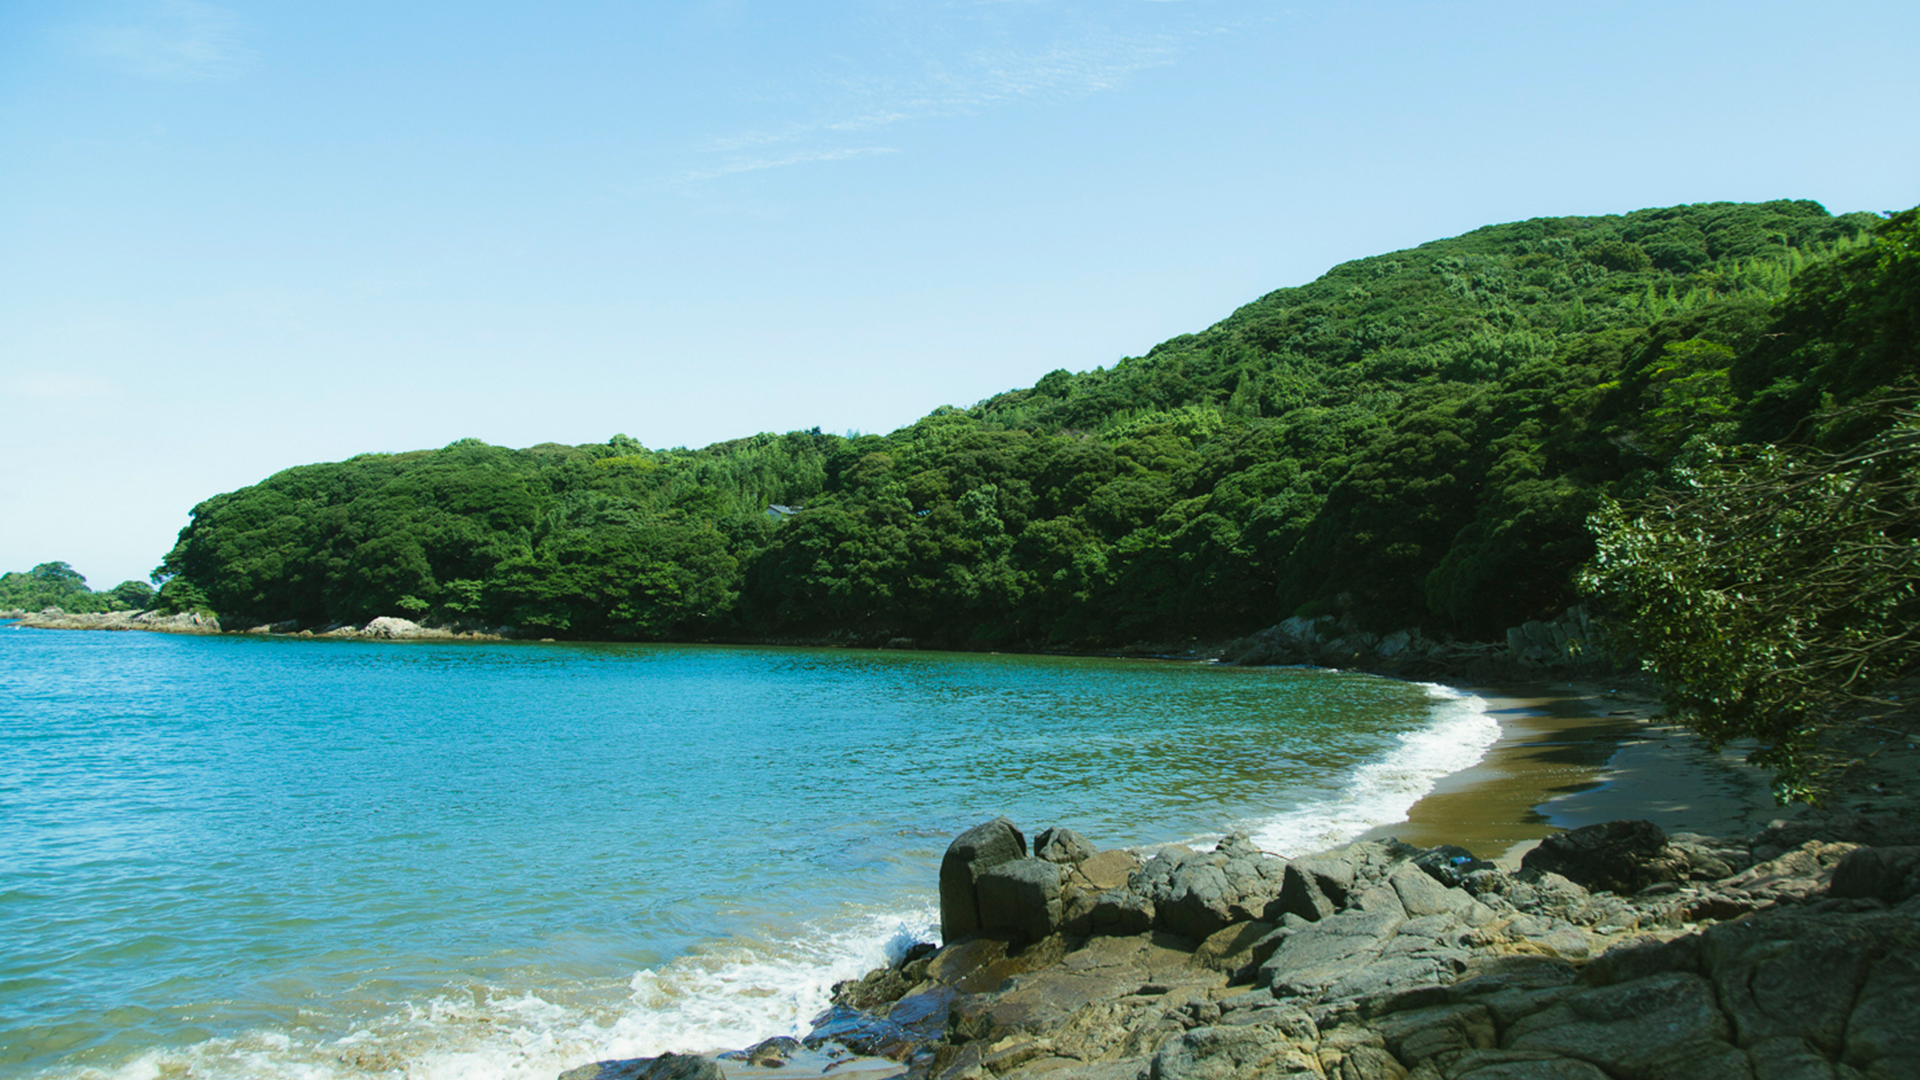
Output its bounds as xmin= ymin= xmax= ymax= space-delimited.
xmin=1360 ymin=679 xmax=1791 ymax=863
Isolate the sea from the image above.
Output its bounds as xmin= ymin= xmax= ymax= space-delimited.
xmin=0 ymin=624 xmax=1495 ymax=1080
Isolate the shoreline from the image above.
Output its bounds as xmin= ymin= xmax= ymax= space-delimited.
xmin=1360 ymin=678 xmax=1788 ymax=864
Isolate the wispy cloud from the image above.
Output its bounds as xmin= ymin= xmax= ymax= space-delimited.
xmin=670 ymin=146 xmax=902 ymax=185
xmin=664 ymin=6 xmax=1198 ymax=187
xmin=68 ymin=0 xmax=257 ymax=81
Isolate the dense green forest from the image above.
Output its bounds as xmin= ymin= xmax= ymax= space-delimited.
xmin=0 ymin=562 xmax=153 ymax=614
xmin=150 ymin=199 xmax=1915 ymax=648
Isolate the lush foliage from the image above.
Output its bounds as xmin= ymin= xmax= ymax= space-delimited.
xmin=155 ymin=200 xmax=1912 ymax=648
xmin=1580 ymin=212 xmax=1920 ymax=796
xmin=0 ymin=561 xmax=154 ymax=614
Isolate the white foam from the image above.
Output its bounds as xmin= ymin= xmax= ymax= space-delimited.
xmin=56 ymin=904 xmax=939 ymax=1080
xmin=1248 ymin=683 xmax=1499 ymax=857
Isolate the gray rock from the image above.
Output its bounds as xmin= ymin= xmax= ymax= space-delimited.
xmin=1503 ymin=971 xmax=1738 ymax=1079
xmin=940 ymin=818 xmax=1027 ymax=942
xmin=1446 ymin=1052 xmax=1613 ymax=1080
xmin=975 ymin=857 xmax=1063 ymax=944
xmin=1720 ymin=840 xmax=1860 ymax=905
xmin=1327 ymin=1043 xmax=1410 ymax=1080
xmin=1257 ymin=906 xmax=1407 ymax=1000
xmin=740 ymin=1037 xmax=800 ymax=1067
xmin=1414 ymin=845 xmax=1497 ymax=888
xmin=1278 ymin=851 xmax=1360 ymax=921
xmin=1160 ymin=856 xmax=1237 ymax=941
xmin=1036 ymin=826 xmax=1099 ymax=866
xmin=1702 ymin=907 xmax=1895 ymax=1055
xmin=362 ymin=616 xmax=424 ymax=638
xmin=1746 ymin=1036 xmax=1846 ymax=1080
xmin=1521 ymin=820 xmax=1684 ymax=896
xmin=1582 ymin=933 xmax=1702 ymax=986
xmin=1193 ymin=920 xmax=1278 ymax=976
xmin=1838 ymin=934 xmax=1920 ymax=1072
xmin=1506 ymin=873 xmax=1590 ymax=922
xmin=558 ymin=1052 xmax=723 ymax=1080
xmin=1149 ymin=1024 xmax=1321 ymax=1080
xmin=1391 ymin=863 xmax=1478 ymax=920
xmin=1828 ymin=846 xmax=1920 ymax=904
xmin=1372 ymin=1002 xmax=1495 ymax=1064
xmin=1217 ymin=833 xmax=1289 ymax=922
xmin=1084 ymin=886 xmax=1156 ymax=936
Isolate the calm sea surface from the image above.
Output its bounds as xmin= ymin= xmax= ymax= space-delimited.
xmin=0 ymin=625 xmax=1493 ymax=1079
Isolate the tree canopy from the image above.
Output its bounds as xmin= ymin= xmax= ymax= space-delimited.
xmin=0 ymin=562 xmax=153 ymax=614
xmin=148 ymin=200 xmax=1912 ymax=655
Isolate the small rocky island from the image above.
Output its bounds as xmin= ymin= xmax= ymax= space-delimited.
xmin=563 ymin=813 xmax=1919 ymax=1080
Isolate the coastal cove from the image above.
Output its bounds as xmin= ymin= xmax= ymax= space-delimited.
xmin=1 ymin=623 xmax=1779 ymax=1080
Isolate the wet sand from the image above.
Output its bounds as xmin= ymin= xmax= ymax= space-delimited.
xmin=1360 ymin=679 xmax=1787 ymax=863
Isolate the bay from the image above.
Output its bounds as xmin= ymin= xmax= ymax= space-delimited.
xmin=0 ymin=625 xmax=1492 ymax=1079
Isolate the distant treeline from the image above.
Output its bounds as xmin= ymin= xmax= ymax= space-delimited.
xmin=149 ymin=199 xmax=1917 ymax=646
xmin=0 ymin=562 xmax=153 ymax=614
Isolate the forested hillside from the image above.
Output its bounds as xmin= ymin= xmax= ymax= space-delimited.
xmin=152 ymin=200 xmax=1916 ymax=647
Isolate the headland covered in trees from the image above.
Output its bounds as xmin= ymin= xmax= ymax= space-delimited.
xmin=119 ymin=199 xmax=1913 ymax=663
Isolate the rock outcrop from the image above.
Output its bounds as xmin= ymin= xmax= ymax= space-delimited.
xmin=5 ymin=607 xmax=511 ymax=641
xmin=769 ymin=814 xmax=1920 ymax=1080
xmin=1221 ymin=607 xmax=1623 ymax=681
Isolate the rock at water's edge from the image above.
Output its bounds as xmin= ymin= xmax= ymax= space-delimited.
xmin=940 ymin=817 xmax=1027 ymax=942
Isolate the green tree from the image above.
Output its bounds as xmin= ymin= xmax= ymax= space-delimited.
xmin=1580 ymin=404 xmax=1920 ymax=799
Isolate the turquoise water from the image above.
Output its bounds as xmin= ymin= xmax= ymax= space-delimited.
xmin=0 ymin=625 xmax=1493 ymax=1079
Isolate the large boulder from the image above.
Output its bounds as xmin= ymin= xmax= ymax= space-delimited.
xmin=1520 ymin=820 xmax=1685 ymax=895
xmin=1134 ymin=834 xmax=1288 ymax=941
xmin=1828 ymin=845 xmax=1920 ymax=904
xmin=976 ymin=858 xmax=1064 ymax=944
xmin=940 ymin=818 xmax=1028 ymax=942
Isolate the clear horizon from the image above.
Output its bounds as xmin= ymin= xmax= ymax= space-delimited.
xmin=4 ymin=0 xmax=1918 ymax=589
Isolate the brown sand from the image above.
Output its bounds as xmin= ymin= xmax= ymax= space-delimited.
xmin=1358 ymin=680 xmax=1787 ymax=864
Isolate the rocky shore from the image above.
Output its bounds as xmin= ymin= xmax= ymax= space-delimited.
xmin=559 ymin=693 xmax=1920 ymax=1080
xmin=2 ymin=607 xmax=508 ymax=640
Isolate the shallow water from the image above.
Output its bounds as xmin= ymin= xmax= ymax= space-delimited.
xmin=0 ymin=627 xmax=1492 ymax=1079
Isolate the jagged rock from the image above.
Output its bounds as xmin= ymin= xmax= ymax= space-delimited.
xmin=977 ymin=858 xmax=1064 ymax=943
xmin=362 ymin=616 xmax=425 ymax=638
xmin=941 ymin=818 xmax=1028 ymax=942
xmin=558 ymin=1052 xmax=723 ymax=1080
xmin=1036 ymin=827 xmax=1098 ymax=866
xmin=1504 ymin=873 xmax=1591 ymax=922
xmin=1130 ymin=835 xmax=1287 ymax=942
xmin=1278 ymin=851 xmax=1360 ymax=921
xmin=1520 ymin=820 xmax=1685 ymax=895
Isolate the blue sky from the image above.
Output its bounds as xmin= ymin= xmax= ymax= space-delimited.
xmin=3 ymin=0 xmax=1917 ymax=589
